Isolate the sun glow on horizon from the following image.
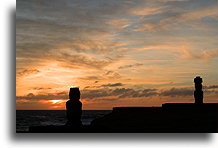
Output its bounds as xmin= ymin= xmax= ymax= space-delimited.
xmin=38 ymin=99 xmax=67 ymax=105
xmin=48 ymin=100 xmax=65 ymax=104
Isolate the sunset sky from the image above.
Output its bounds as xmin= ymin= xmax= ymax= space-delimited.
xmin=16 ymin=0 xmax=217 ymax=110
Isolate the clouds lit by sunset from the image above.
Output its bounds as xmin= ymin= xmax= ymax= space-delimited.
xmin=16 ymin=0 xmax=217 ymax=110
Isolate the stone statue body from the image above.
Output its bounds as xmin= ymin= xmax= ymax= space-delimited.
xmin=194 ymin=76 xmax=203 ymax=104
xmin=66 ymin=88 xmax=82 ymax=127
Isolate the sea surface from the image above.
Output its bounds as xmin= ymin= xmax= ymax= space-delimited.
xmin=16 ymin=110 xmax=112 ymax=132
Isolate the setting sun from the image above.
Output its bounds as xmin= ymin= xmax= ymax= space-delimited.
xmin=48 ymin=100 xmax=65 ymax=104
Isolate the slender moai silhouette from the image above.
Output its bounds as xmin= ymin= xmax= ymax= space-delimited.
xmin=65 ymin=88 xmax=82 ymax=127
xmin=194 ymin=76 xmax=203 ymax=104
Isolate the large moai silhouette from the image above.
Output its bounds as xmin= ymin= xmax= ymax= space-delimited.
xmin=65 ymin=88 xmax=82 ymax=127
xmin=194 ymin=76 xmax=203 ymax=104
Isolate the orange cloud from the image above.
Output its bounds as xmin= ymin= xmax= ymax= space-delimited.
xmin=180 ymin=49 xmax=217 ymax=61
xmin=130 ymin=7 xmax=164 ymax=16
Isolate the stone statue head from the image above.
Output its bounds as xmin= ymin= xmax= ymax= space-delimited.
xmin=69 ymin=87 xmax=80 ymax=100
xmin=194 ymin=76 xmax=202 ymax=84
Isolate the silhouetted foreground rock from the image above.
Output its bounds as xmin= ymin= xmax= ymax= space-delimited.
xmin=28 ymin=103 xmax=217 ymax=133
xmin=91 ymin=103 xmax=217 ymax=133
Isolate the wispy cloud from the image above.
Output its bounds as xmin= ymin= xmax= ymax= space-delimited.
xmin=180 ymin=49 xmax=217 ymax=61
xmin=101 ymin=83 xmax=124 ymax=87
xmin=17 ymin=69 xmax=40 ymax=77
xmin=118 ymin=63 xmax=143 ymax=69
xmin=204 ymin=85 xmax=218 ymax=89
xmin=103 ymin=71 xmax=121 ymax=79
xmin=160 ymin=87 xmax=193 ymax=97
xmin=31 ymin=87 xmax=52 ymax=90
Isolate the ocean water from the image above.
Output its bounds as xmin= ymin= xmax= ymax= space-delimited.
xmin=16 ymin=110 xmax=112 ymax=132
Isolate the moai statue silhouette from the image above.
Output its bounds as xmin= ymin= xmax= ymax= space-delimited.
xmin=194 ymin=76 xmax=203 ymax=104
xmin=65 ymin=88 xmax=82 ymax=127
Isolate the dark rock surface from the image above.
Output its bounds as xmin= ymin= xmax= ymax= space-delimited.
xmin=90 ymin=103 xmax=217 ymax=133
xmin=28 ymin=103 xmax=217 ymax=133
